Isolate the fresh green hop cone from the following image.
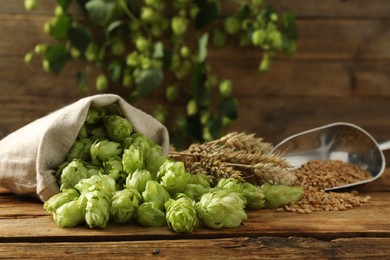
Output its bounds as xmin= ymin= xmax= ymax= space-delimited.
xmin=183 ymin=183 xmax=210 ymax=202
xmin=67 ymin=138 xmax=93 ymax=161
xmin=53 ymin=200 xmax=84 ymax=228
xmin=54 ymin=161 xmax=69 ymax=180
xmin=95 ymin=73 xmax=108 ymax=92
xmin=90 ymin=139 xmax=122 ymax=165
xmin=85 ymin=108 xmax=106 ymax=125
xmin=103 ymin=156 xmax=126 ymax=188
xmin=103 ymin=115 xmax=133 ymax=142
xmin=241 ymin=182 xmax=266 ymax=210
xmin=44 ymin=188 xmax=80 ymax=214
xmin=90 ymin=126 xmax=107 ymax=140
xmin=224 ymin=16 xmax=241 ymax=35
xmin=142 ymin=180 xmax=171 ymax=211
xmin=196 ymin=189 xmax=247 ymax=229
xmin=184 ymin=171 xmax=211 ymax=202
xmin=77 ymin=124 xmax=89 ymax=139
xmin=125 ymin=169 xmax=153 ymax=193
xmin=82 ymin=190 xmax=112 ymax=228
xmin=75 ymin=174 xmax=116 ymax=199
xmin=24 ymin=0 xmax=37 ymax=11
xmin=122 ymin=145 xmax=144 ymax=174
xmin=165 ymin=194 xmax=199 ymax=233
xmin=144 ymin=145 xmax=167 ymax=176
xmin=123 ymin=133 xmax=152 ymax=151
xmin=85 ymin=164 xmax=102 ymax=178
xmin=261 ymin=182 xmax=303 ymax=209
xmin=111 ymin=188 xmax=142 ymax=223
xmin=157 ymin=160 xmax=190 ymax=196
xmin=215 ymin=178 xmax=244 ymax=193
xmin=171 ymin=16 xmax=188 ymax=36
xmin=189 ymin=172 xmax=211 ymax=188
xmin=60 ymin=160 xmax=89 ymax=191
xmin=103 ymin=156 xmax=124 ymax=175
xmin=136 ymin=201 xmax=166 ymax=227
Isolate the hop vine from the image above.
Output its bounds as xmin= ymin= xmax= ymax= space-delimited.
xmin=24 ymin=0 xmax=297 ymax=148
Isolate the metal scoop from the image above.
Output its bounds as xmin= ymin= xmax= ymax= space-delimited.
xmin=272 ymin=122 xmax=390 ymax=191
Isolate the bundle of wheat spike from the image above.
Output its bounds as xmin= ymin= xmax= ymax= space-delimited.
xmin=169 ymin=132 xmax=297 ymax=186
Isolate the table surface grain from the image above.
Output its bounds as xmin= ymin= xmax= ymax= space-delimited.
xmin=0 ymin=169 xmax=389 ymax=259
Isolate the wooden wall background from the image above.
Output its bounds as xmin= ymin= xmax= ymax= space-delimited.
xmin=1 ymin=1 xmax=390 ymax=157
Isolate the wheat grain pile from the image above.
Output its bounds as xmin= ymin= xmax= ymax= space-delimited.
xmin=278 ymin=160 xmax=372 ymax=214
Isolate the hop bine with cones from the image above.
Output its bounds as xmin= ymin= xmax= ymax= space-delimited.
xmin=168 ymin=132 xmax=297 ymax=187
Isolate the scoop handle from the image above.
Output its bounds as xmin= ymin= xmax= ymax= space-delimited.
xmin=378 ymin=140 xmax=390 ymax=151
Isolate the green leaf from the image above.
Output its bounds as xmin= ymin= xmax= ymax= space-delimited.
xmin=195 ymin=0 xmax=220 ymax=29
xmin=135 ymin=68 xmax=164 ymax=98
xmin=218 ymin=97 xmax=238 ymax=119
xmin=198 ymin=33 xmax=209 ymax=63
xmin=106 ymin=20 xmax=128 ymax=36
xmin=190 ymin=63 xmax=206 ymax=94
xmin=153 ymin=42 xmax=164 ymax=59
xmin=51 ymin=13 xmax=71 ymax=39
xmin=57 ymin=0 xmax=72 ymax=9
xmin=162 ymin=48 xmax=172 ymax=67
xmin=281 ymin=12 xmax=298 ymax=41
xmin=76 ymin=71 xmax=86 ymax=90
xmin=45 ymin=44 xmax=70 ymax=74
xmin=189 ymin=63 xmax=210 ymax=108
xmin=68 ymin=26 xmax=90 ymax=53
xmin=76 ymin=0 xmax=88 ymax=13
xmin=186 ymin=115 xmax=203 ymax=142
xmin=108 ymin=60 xmax=123 ymax=82
xmin=238 ymin=3 xmax=250 ymax=20
xmin=85 ymin=0 xmax=117 ymax=26
xmin=206 ymin=116 xmax=222 ymax=140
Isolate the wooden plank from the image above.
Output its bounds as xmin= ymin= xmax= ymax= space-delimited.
xmin=1 ymin=93 xmax=390 ymax=143
xmin=0 ymin=0 xmax=58 ymax=14
xmin=230 ymin=96 xmax=390 ymax=144
xmin=2 ymin=93 xmax=390 ymax=145
xmin=359 ymin=168 xmax=390 ymax=192
xmin=2 ymin=56 xmax=390 ymax=100
xmin=0 ymin=191 xmax=388 ymax=241
xmin=267 ymin=0 xmax=390 ymax=18
xmin=1 ymin=13 xmax=390 ymax=60
xmin=3 ymin=0 xmax=390 ymax=18
xmin=209 ymin=19 xmax=390 ymax=60
xmin=0 ymin=237 xmax=389 ymax=259
xmin=210 ymin=59 xmax=390 ymax=97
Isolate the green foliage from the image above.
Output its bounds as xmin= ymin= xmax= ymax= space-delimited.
xmin=25 ymin=0 xmax=297 ymax=147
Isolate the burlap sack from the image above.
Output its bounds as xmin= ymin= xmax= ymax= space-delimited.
xmin=0 ymin=94 xmax=169 ymax=202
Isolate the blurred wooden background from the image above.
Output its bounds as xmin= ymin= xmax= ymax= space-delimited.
xmin=1 ymin=1 xmax=390 ymax=157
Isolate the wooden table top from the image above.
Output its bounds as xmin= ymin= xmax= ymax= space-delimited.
xmin=1 ymin=169 xmax=389 ymax=259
